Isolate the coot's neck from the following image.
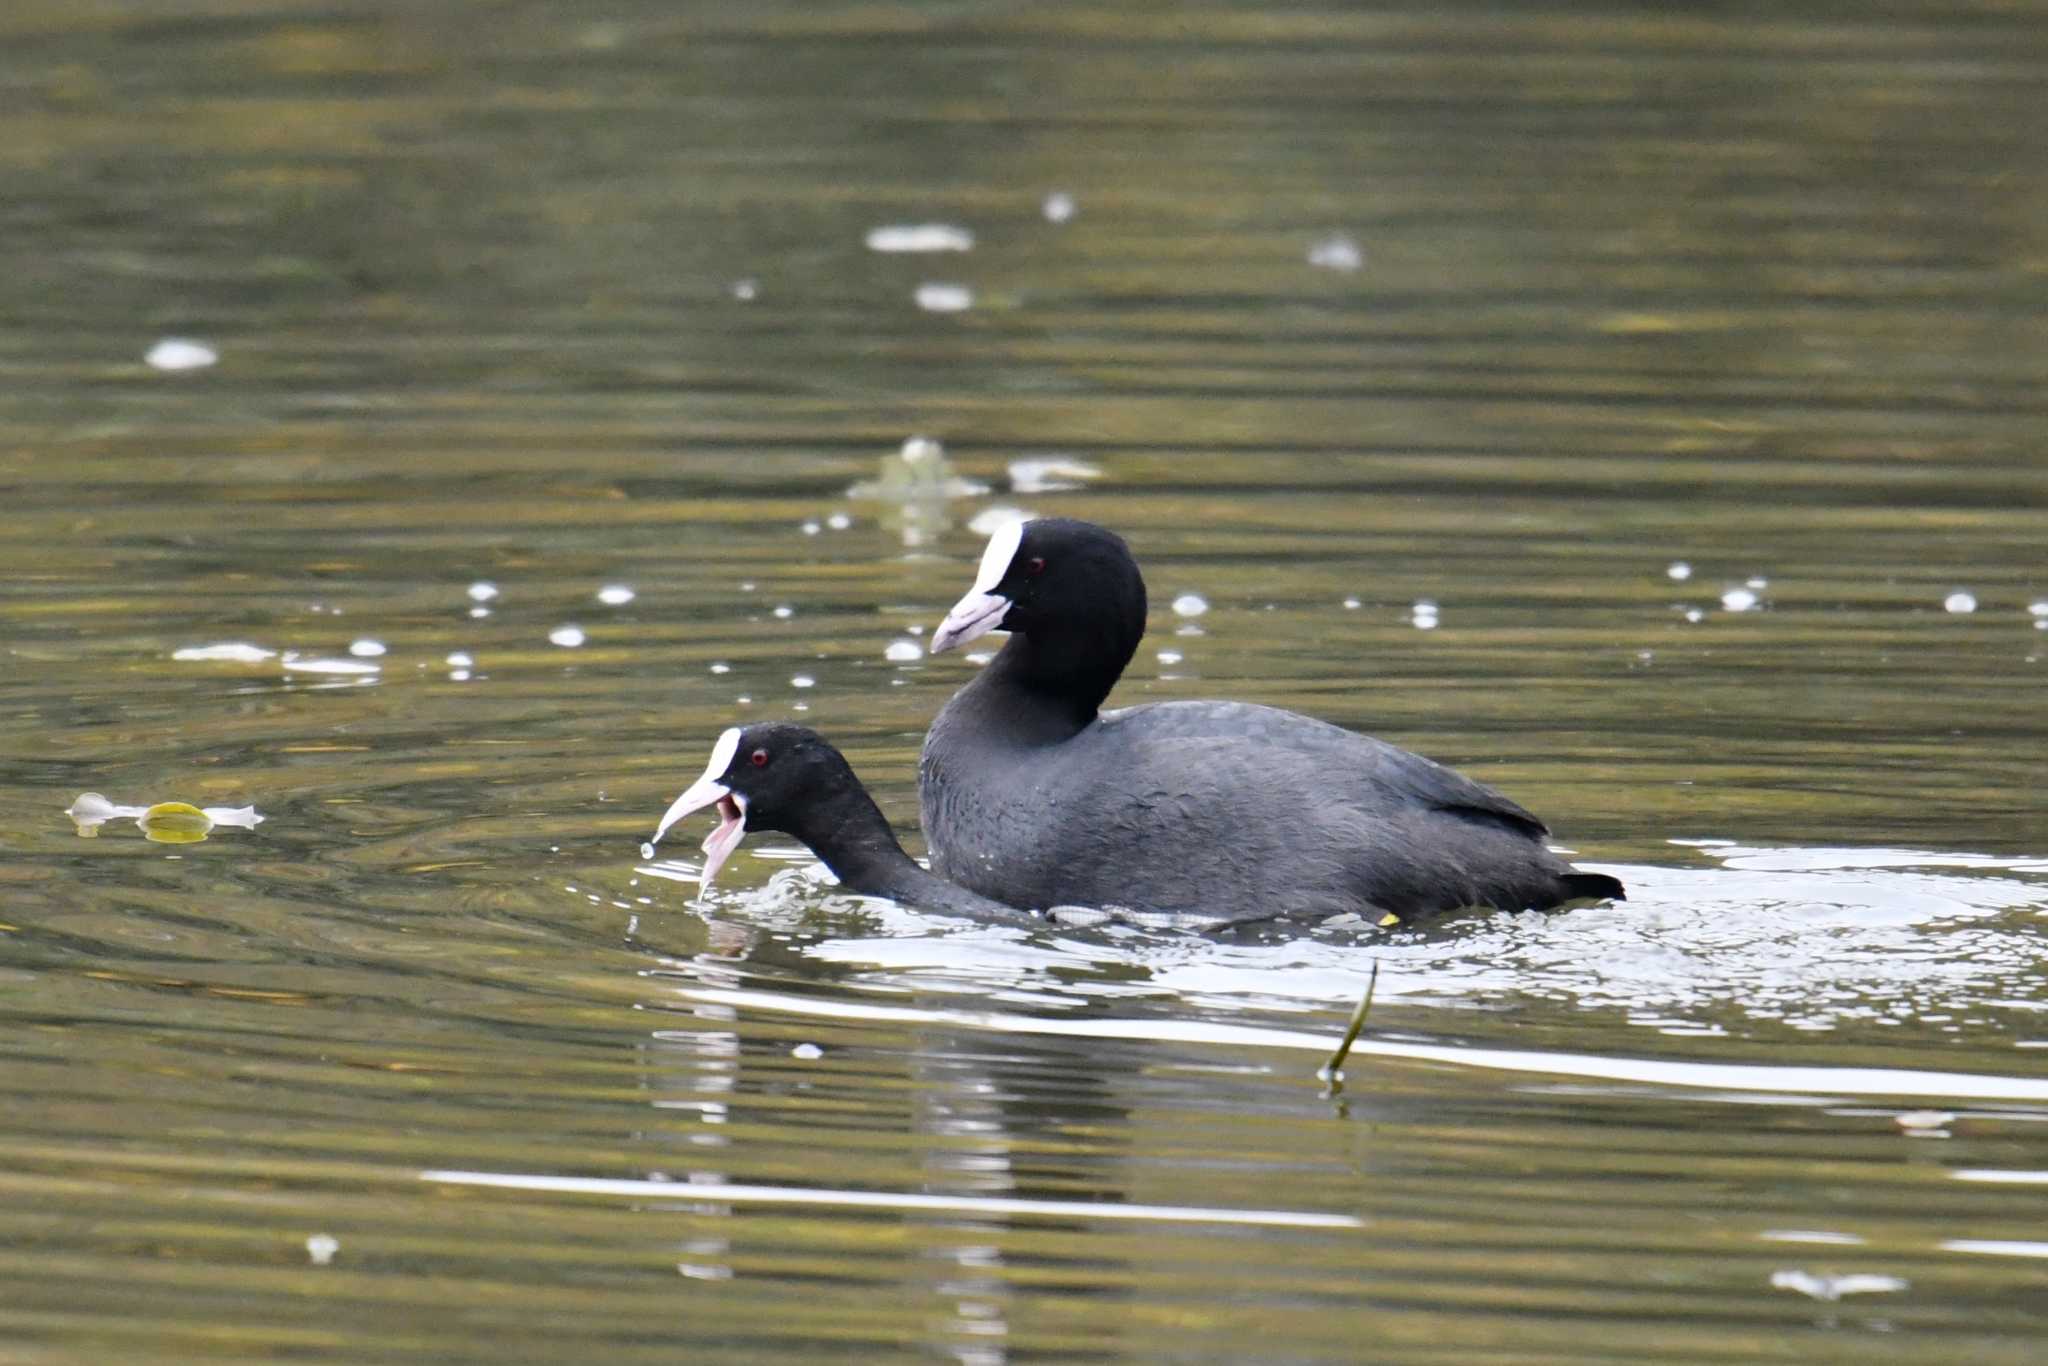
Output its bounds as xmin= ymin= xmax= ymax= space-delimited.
xmin=960 ymin=611 xmax=1142 ymax=742
xmin=788 ymin=784 xmax=1034 ymax=923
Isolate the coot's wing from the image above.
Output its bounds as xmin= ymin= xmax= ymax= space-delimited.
xmin=1099 ymin=699 xmax=1549 ymax=839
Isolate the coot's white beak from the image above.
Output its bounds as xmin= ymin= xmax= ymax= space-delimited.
xmin=929 ymin=518 xmax=1025 ymax=654
xmin=929 ymin=590 xmax=1010 ymax=654
xmin=650 ymin=728 xmax=749 ymax=896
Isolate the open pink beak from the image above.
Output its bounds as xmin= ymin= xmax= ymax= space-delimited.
xmin=650 ymin=728 xmax=749 ymax=898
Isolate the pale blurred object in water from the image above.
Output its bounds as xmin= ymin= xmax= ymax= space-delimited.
xmin=884 ymin=639 xmax=922 ymax=663
xmin=305 ymin=1234 xmax=339 ymax=1266
xmin=597 ymin=585 xmax=636 ymax=605
xmin=865 ymin=224 xmax=973 ymax=253
xmin=1943 ymin=591 xmax=1977 ymax=614
xmin=914 ymin=283 xmax=973 ymax=312
xmin=1042 ymin=191 xmax=1076 ymax=223
xmin=281 ymin=654 xmax=378 ymax=676
xmin=67 ymin=793 xmax=264 ymax=843
xmin=145 ymin=337 xmax=217 ymax=371
xmin=172 ymin=642 xmax=276 ymax=663
xmin=1306 ymin=234 xmax=1364 ymax=271
xmin=1769 ymin=1269 xmax=1908 ymax=1302
xmin=846 ymin=436 xmax=989 ymax=548
xmin=1008 ymin=456 xmax=1102 ymax=493
xmin=967 ymin=505 xmax=1034 ymax=538
xmin=1720 ymin=587 xmax=1760 ymax=612
xmin=548 ymin=625 xmax=586 ymax=648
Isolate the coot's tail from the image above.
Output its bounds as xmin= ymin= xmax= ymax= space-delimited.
xmin=1560 ymin=872 xmax=1626 ymax=903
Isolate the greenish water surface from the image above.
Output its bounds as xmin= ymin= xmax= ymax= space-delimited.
xmin=3 ymin=2 xmax=2046 ymax=1361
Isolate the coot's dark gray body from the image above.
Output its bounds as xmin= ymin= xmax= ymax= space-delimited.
xmin=919 ymin=518 xmax=1623 ymax=925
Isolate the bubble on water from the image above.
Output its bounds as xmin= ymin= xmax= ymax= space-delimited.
xmin=549 ymin=625 xmax=586 ymax=648
xmin=914 ymin=283 xmax=973 ymax=312
xmin=729 ymin=278 xmax=758 ymax=301
xmin=468 ymin=606 xmax=491 ymax=619
xmin=348 ymin=639 xmax=386 ymax=658
xmin=1342 ymin=597 xmax=1361 ymax=610
xmin=2029 ymin=600 xmax=2048 ymax=619
xmin=791 ymin=674 xmax=815 ymax=689
xmin=1042 ymin=192 xmax=1076 ymax=223
xmin=1746 ymin=576 xmax=1769 ymax=590
xmin=305 ymin=1234 xmax=339 ymax=1266
xmin=1667 ymin=561 xmax=1693 ymax=582
xmin=446 ymin=652 xmax=474 ymax=668
xmin=773 ymin=605 xmax=796 ymax=621
xmin=145 ymin=337 xmax=217 ymax=371
xmin=1156 ymin=650 xmax=1183 ymax=665
xmin=866 ymin=224 xmax=974 ymax=253
xmin=791 ymin=1043 xmax=824 ymax=1060
xmin=598 ymin=585 xmax=636 ymax=605
xmin=900 ymin=436 xmax=944 ymax=464
xmin=1683 ymin=607 xmax=1705 ymax=623
xmin=826 ymin=512 xmax=852 ymax=531
xmin=801 ymin=519 xmax=821 ymax=536
xmin=709 ymin=662 xmax=731 ymax=674
xmin=1409 ymin=599 xmax=1440 ymax=630
xmin=639 ymin=841 xmax=656 ymax=860
xmin=1720 ymin=587 xmax=1759 ymax=613
xmin=885 ymin=639 xmax=922 ymax=662
xmin=736 ymin=695 xmax=752 ymax=705
xmin=968 ymin=505 xmax=1034 ymax=537
xmin=1944 ymin=591 xmax=1977 ymax=614
xmin=1171 ymin=593 xmax=1208 ymax=618
xmin=467 ymin=582 xmax=499 ymax=603
xmin=1307 ymin=234 xmax=1364 ymax=272
xmin=964 ymin=652 xmax=993 ymax=666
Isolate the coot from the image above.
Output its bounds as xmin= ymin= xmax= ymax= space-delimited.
xmin=920 ymin=517 xmax=1624 ymax=924
xmin=652 ymin=721 xmax=1035 ymax=922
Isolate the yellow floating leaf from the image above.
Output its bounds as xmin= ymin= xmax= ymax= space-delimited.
xmin=139 ymin=802 xmax=214 ymax=844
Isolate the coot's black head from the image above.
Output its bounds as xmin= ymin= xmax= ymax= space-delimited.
xmin=928 ymin=518 xmax=1149 ymax=665
xmin=650 ymin=721 xmax=875 ymax=894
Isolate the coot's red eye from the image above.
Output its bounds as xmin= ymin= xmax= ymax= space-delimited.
xmin=750 ymin=748 xmax=770 ymax=767
xmin=1025 ymin=556 xmax=1046 ymax=576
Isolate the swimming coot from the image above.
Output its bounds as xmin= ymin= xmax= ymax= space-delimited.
xmin=651 ymin=721 xmax=1035 ymax=922
xmin=921 ymin=517 xmax=1624 ymax=924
